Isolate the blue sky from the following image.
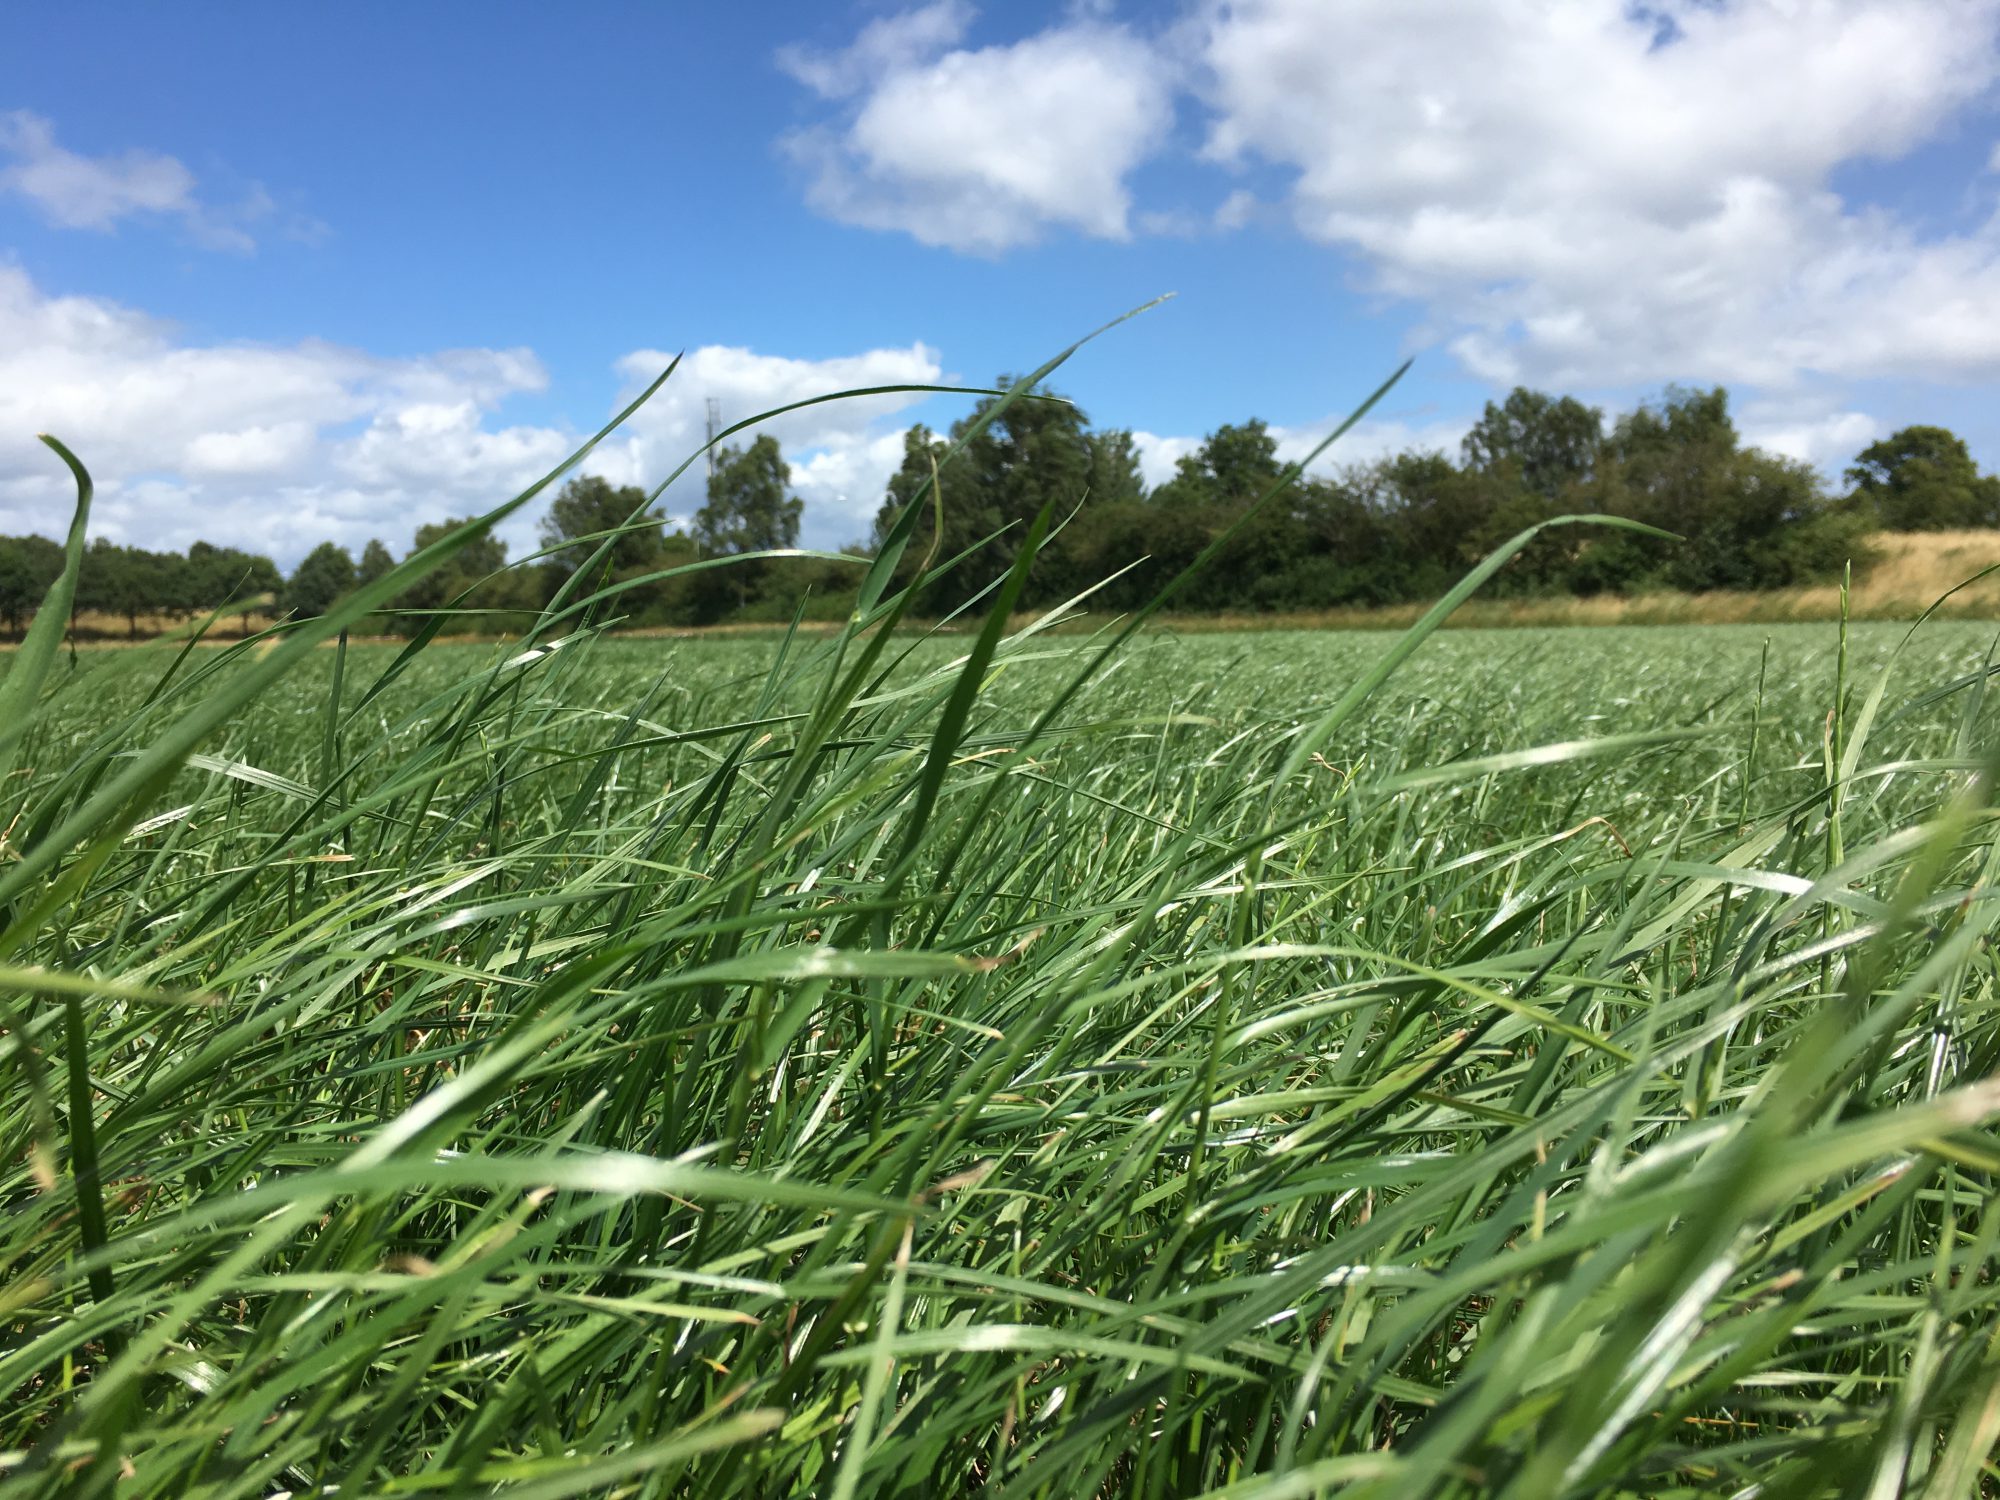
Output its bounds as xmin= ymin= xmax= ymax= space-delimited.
xmin=5 ymin=0 xmax=2000 ymax=564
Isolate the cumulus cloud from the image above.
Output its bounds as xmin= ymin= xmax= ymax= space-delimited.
xmin=1738 ymin=402 xmax=1883 ymax=470
xmin=0 ymin=110 xmax=309 ymax=252
xmin=0 ymin=266 xmax=566 ymax=561
xmin=1273 ymin=414 xmax=1470 ymax=475
xmin=778 ymin=0 xmax=978 ymax=99
xmin=604 ymin=342 xmax=946 ymax=545
xmin=784 ymin=2 xmax=2000 ymax=400
xmin=0 ymin=267 xmax=943 ymax=564
xmin=779 ymin=6 xmax=1176 ymax=253
xmin=1188 ymin=0 xmax=2000 ymax=389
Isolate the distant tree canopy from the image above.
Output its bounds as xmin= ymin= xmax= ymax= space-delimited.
xmin=0 ymin=534 xmax=63 ymax=636
xmin=869 ymin=378 xmax=1896 ymax=617
xmin=0 ymin=535 xmax=285 ymax=639
xmin=284 ymin=542 xmax=357 ymax=620
xmin=3 ymin=381 xmax=1994 ymax=641
xmin=698 ymin=436 xmax=802 ymax=557
xmin=78 ymin=539 xmax=176 ymax=638
xmin=871 ymin=424 xmax=949 ymax=553
xmin=535 ymin=474 xmax=697 ymax=625
xmin=1462 ymin=389 xmax=1603 ymax=499
xmin=189 ymin=541 xmax=284 ymax=611
xmin=1151 ymin=420 xmax=1284 ymax=509
xmin=871 ymin=382 xmax=1142 ymax=613
xmin=540 ymin=476 xmax=666 ymax=585
xmin=1846 ymin=425 xmax=2000 ymax=531
xmin=356 ymin=538 xmax=395 ymax=588
xmin=692 ymin=435 xmax=804 ymax=619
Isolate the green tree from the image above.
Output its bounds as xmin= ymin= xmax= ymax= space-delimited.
xmin=538 ymin=476 xmax=696 ymax=623
xmin=641 ymin=529 xmax=703 ymax=625
xmin=396 ymin=520 xmax=518 ymax=632
xmin=243 ymin=553 xmax=284 ymax=602
xmin=1447 ymin=392 xmax=1609 ymax=593
xmin=77 ymin=539 xmax=173 ymax=638
xmin=1209 ymin=420 xmax=1286 ymax=502
xmin=697 ymin=436 xmax=803 ymax=556
xmin=1845 ymin=425 xmax=2000 ymax=531
xmin=694 ymin=436 xmax=802 ymax=618
xmin=1083 ymin=429 xmax=1146 ymax=507
xmin=357 ymin=538 xmax=396 ymax=587
xmin=1462 ymin=388 xmax=1604 ymax=499
xmin=285 ymin=542 xmax=357 ymax=618
xmin=1605 ymin=387 xmax=1740 ymax=538
xmin=187 ymin=541 xmax=283 ymax=629
xmin=1151 ymin=420 xmax=1285 ymax=508
xmin=872 ymin=424 xmax=949 ymax=550
xmin=1578 ymin=388 xmax=1861 ymax=593
xmin=1571 ymin=387 xmax=1743 ymax=593
xmin=539 ymin=475 xmax=667 ymax=585
xmin=0 ymin=534 xmax=64 ymax=639
xmin=1709 ymin=449 xmax=1865 ymax=589
xmin=872 ymin=381 xmax=1097 ymax=613
xmin=1351 ymin=450 xmax=1492 ymax=594
xmin=138 ymin=547 xmax=192 ymax=622
xmin=1612 ymin=386 xmax=1735 ymax=488
xmin=74 ymin=539 xmax=119 ymax=631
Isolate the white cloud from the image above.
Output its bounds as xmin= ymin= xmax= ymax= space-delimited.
xmin=0 ymin=111 xmax=195 ymax=230
xmin=1130 ymin=431 xmax=1199 ymax=489
xmin=183 ymin=423 xmax=316 ymax=476
xmin=1213 ymin=189 xmax=1260 ymax=232
xmin=791 ymin=432 xmax=918 ymax=541
xmin=1189 ymin=0 xmax=2000 ymax=389
xmin=1274 ymin=415 xmax=1469 ymax=475
xmin=782 ymin=1 xmax=2000 ymax=396
xmin=605 ymin=342 xmax=946 ymax=546
xmin=1131 ymin=413 xmax=1465 ymax=491
xmin=0 ymin=265 xmax=564 ymax=561
xmin=781 ymin=9 xmax=1176 ymax=253
xmin=1739 ymin=402 xmax=1881 ymax=470
xmin=1135 ymin=207 xmax=1204 ymax=237
xmin=0 ymin=267 xmax=937 ymax=565
xmin=778 ymin=0 xmax=976 ymax=99
xmin=0 ymin=111 xmax=305 ymax=252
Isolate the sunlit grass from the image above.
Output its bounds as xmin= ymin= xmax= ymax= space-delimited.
xmin=3 ymin=349 xmax=1999 ymax=1498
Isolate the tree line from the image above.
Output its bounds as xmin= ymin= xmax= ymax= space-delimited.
xmin=865 ymin=384 xmax=2000 ymax=619
xmin=0 ymin=436 xmax=808 ymax=639
xmin=4 ymin=384 xmax=1996 ymax=638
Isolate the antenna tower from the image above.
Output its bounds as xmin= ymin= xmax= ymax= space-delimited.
xmin=705 ymin=397 xmax=722 ymax=481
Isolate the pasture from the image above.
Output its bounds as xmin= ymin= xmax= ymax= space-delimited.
xmin=4 ymin=595 xmax=2000 ymax=1496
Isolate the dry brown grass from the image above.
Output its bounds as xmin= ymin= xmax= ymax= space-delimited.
xmin=1130 ymin=529 xmax=2000 ymax=634
xmin=57 ymin=609 xmax=273 ymax=642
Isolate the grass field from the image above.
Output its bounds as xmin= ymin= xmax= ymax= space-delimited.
xmin=6 ymin=600 xmax=2000 ymax=1496
xmin=5 ymin=398 xmax=2000 ymax=1496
